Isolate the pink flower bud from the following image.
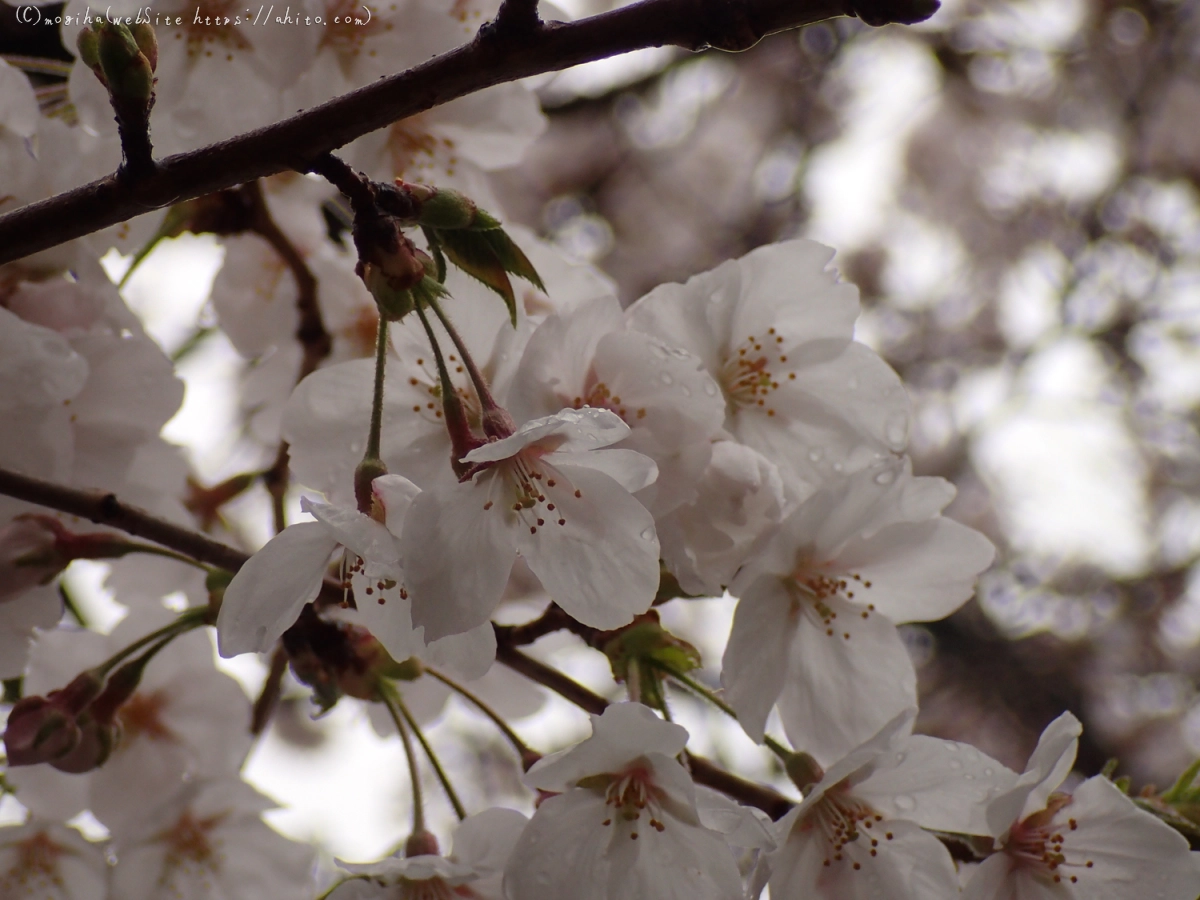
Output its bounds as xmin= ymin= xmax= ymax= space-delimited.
xmin=2 ymin=670 xmax=105 ymax=766
xmin=3 ymin=696 xmax=80 ymax=766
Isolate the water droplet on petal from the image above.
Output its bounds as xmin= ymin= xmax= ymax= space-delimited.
xmin=660 ymin=372 xmax=673 ymax=385
xmin=874 ymin=470 xmax=894 ymax=485
xmin=948 ymin=759 xmax=963 ymax=770
xmin=680 ymin=385 xmax=691 ymax=397
xmin=893 ymin=795 xmax=916 ymax=812
xmin=885 ymin=413 xmax=908 ymax=447
xmin=808 ymin=449 xmax=823 ymax=462
xmin=703 ymin=381 xmax=719 ymax=396
xmin=640 ymin=527 xmax=656 ymax=541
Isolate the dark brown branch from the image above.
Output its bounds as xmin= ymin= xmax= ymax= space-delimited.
xmin=0 ymin=0 xmax=937 ymax=266
xmin=495 ymin=643 xmax=796 ymax=819
xmin=0 ymin=466 xmax=346 ymax=604
xmin=0 ymin=466 xmax=251 ymax=573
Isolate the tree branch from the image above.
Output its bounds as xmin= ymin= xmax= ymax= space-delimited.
xmin=495 ymin=642 xmax=796 ymax=819
xmin=0 ymin=0 xmax=936 ymax=265
xmin=0 ymin=467 xmax=346 ymax=604
xmin=0 ymin=466 xmax=251 ymax=573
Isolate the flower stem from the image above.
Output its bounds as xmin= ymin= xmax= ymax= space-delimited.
xmin=656 ymin=663 xmax=792 ymax=761
xmin=414 ymin=302 xmax=475 ymax=473
xmin=426 ymin=296 xmax=512 ymax=437
xmin=391 ymin=685 xmax=468 ymax=821
xmin=380 ymin=681 xmax=426 ymax=834
xmin=364 ymin=317 xmax=390 ymax=464
xmin=425 ymin=666 xmax=540 ymax=769
xmin=94 ymin=607 xmax=209 ymax=680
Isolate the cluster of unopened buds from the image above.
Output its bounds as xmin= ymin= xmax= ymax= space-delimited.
xmin=1 ymin=0 xmax=1199 ymax=897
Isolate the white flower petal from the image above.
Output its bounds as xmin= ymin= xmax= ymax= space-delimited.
xmin=463 ymin=407 xmax=631 ymax=464
xmin=856 ymin=736 xmax=1018 ymax=836
xmin=838 ymin=518 xmax=995 ymax=623
xmin=517 ymin=465 xmax=659 ymax=631
xmin=986 ymin=711 xmax=1081 ymax=837
xmin=403 ymin=479 xmax=516 ymax=641
xmin=777 ymin=598 xmax=917 ymax=766
xmin=216 ymin=522 xmax=338 ymax=656
xmin=303 ymin=498 xmax=402 ymax=568
xmin=722 ymin=579 xmax=798 ymax=743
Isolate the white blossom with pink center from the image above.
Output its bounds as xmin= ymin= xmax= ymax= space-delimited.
xmin=510 ymin=294 xmax=726 ymax=519
xmin=0 ymin=821 xmax=108 ymax=900
xmin=722 ymin=458 xmax=995 ymax=763
xmin=767 ymin=710 xmax=1015 ymax=900
xmin=963 ymin=712 xmax=1200 ymax=900
xmin=327 ymin=807 xmax=528 ymax=899
xmin=109 ymin=778 xmax=317 ymax=900
xmin=763 ymin=710 xmax=1008 ymax=900
xmin=626 ymin=239 xmax=911 ymax=496
xmin=402 ymin=407 xmax=660 ymax=641
xmin=504 ymin=702 xmax=745 ymax=900
xmin=287 ymin=0 xmax=545 ymax=190
xmin=217 ymin=473 xmax=495 ymax=676
xmin=656 ymin=440 xmax=787 ymax=596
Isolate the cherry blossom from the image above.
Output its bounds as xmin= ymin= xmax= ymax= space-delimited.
xmin=963 ymin=712 xmax=1200 ymax=900
xmin=625 ymin=239 xmax=911 ymax=492
xmin=0 ymin=821 xmax=108 ymax=900
xmin=510 ymin=294 xmax=726 ymax=518
xmin=504 ymin=702 xmax=745 ymax=900
xmin=7 ymin=611 xmax=253 ymax=837
xmin=766 ymin=710 xmax=1016 ymax=900
xmin=326 ymin=807 xmax=527 ymax=899
xmin=109 ymin=778 xmax=317 ymax=900
xmin=216 ymin=474 xmax=496 ymax=676
xmin=722 ymin=458 xmax=995 ymax=763
xmin=402 ymin=407 xmax=660 ymax=640
xmin=656 ymin=440 xmax=786 ymax=596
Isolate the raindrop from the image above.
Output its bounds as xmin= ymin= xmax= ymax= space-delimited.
xmin=983 ymin=767 xmax=994 ymax=776
xmin=874 ymin=470 xmax=895 ymax=485
xmin=885 ymin=413 xmax=908 ymax=447
xmin=681 ymin=385 xmax=691 ymax=397
xmin=703 ymin=381 xmax=719 ymax=397
xmin=660 ymin=372 xmax=674 ymax=385
xmin=893 ymin=795 xmax=916 ymax=811
xmin=640 ymin=527 xmax=656 ymax=541
xmin=948 ymin=759 xmax=963 ymax=770
xmin=808 ymin=449 xmax=823 ymax=462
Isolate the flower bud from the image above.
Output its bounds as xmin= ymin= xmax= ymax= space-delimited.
xmin=76 ymin=28 xmax=103 ymax=78
xmin=403 ymin=182 xmax=479 ymax=230
xmin=784 ymin=751 xmax=824 ymax=793
xmin=0 ymin=517 xmax=70 ymax=603
xmin=130 ymin=23 xmax=158 ymax=71
xmin=48 ymin=711 xmax=118 ymax=773
xmin=96 ymin=22 xmax=155 ymax=104
xmin=3 ymin=696 xmax=80 ymax=766
xmin=404 ymin=828 xmax=440 ymax=858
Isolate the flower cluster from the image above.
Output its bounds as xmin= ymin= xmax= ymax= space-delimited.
xmin=2 ymin=6 xmax=1199 ymax=899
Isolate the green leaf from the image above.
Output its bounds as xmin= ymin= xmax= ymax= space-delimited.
xmin=481 ymin=228 xmax=546 ymax=291
xmin=433 ymin=227 xmax=517 ymax=326
xmin=422 ymin=226 xmax=448 ymax=283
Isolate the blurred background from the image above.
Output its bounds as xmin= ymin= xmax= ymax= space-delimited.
xmin=499 ymin=0 xmax=1200 ymax=788
xmin=5 ymin=0 xmax=1200 ymax=860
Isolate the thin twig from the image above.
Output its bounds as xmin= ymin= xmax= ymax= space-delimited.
xmin=495 ymin=643 xmax=796 ymax=819
xmin=0 ymin=467 xmax=345 ymax=604
xmin=0 ymin=0 xmax=937 ymax=265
